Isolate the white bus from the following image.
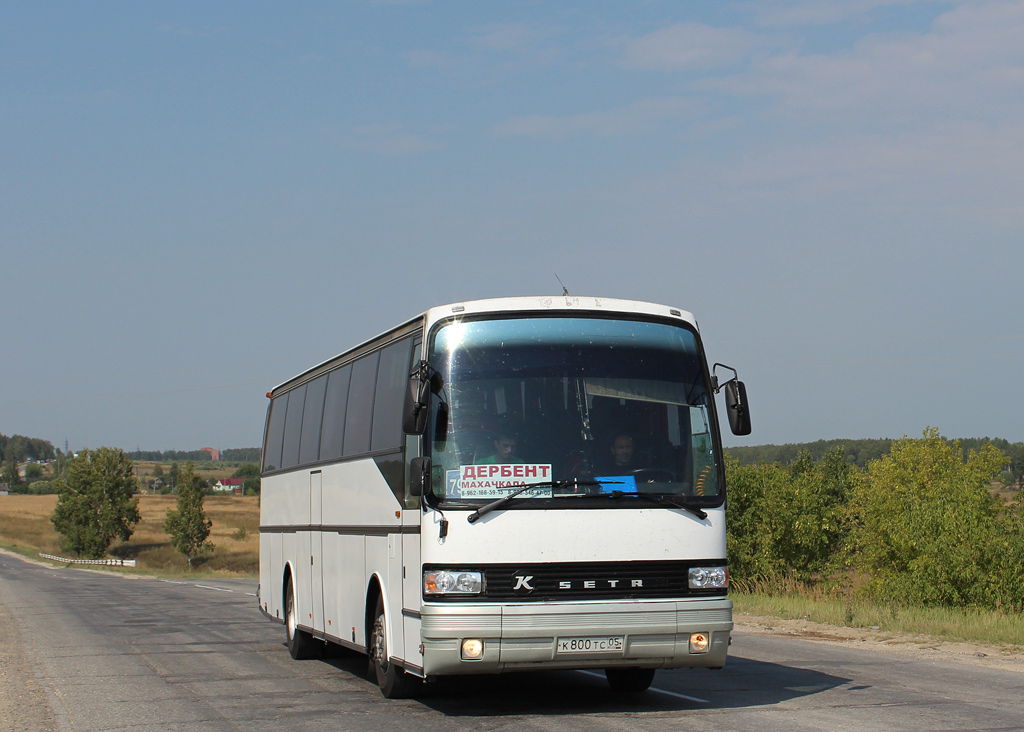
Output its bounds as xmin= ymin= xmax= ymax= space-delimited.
xmin=258 ymin=296 xmax=751 ymax=697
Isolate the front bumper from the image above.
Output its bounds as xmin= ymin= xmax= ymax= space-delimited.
xmin=419 ymin=597 xmax=732 ymax=677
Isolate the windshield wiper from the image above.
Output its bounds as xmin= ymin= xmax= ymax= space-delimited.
xmin=620 ymin=492 xmax=709 ymax=520
xmin=568 ymin=490 xmax=708 ymax=519
xmin=466 ymin=479 xmax=604 ymax=523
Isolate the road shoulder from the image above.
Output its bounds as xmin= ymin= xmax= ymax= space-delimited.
xmin=734 ymin=611 xmax=1024 ymax=673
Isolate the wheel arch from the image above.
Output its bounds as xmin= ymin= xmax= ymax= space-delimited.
xmin=364 ymin=573 xmax=384 ymax=650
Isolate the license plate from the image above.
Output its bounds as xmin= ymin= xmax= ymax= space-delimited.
xmin=556 ymin=635 xmax=625 ymax=654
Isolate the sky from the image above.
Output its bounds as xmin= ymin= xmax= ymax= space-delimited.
xmin=2 ymin=0 xmax=1023 ymax=454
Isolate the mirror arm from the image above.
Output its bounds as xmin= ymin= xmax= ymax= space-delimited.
xmin=712 ymin=363 xmax=738 ymax=393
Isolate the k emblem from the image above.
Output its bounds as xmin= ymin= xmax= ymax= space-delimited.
xmin=512 ymin=574 xmax=535 ymax=593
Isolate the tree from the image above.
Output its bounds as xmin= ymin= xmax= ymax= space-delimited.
xmin=726 ymin=448 xmax=856 ymax=584
xmin=164 ymin=462 xmax=214 ymax=567
xmin=233 ymin=463 xmax=261 ymax=495
xmin=1 ymin=459 xmax=21 ymax=489
xmin=846 ymin=428 xmax=1021 ymax=610
xmin=231 ymin=463 xmax=260 ymax=480
xmin=50 ymin=448 xmax=141 ymax=558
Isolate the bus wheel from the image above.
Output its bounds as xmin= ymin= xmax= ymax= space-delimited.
xmin=369 ymin=595 xmax=418 ymax=698
xmin=285 ymin=577 xmax=319 ymax=660
xmin=605 ymin=667 xmax=655 ymax=693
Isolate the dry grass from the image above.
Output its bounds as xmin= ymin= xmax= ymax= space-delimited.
xmin=0 ymin=494 xmax=259 ymax=577
xmin=731 ymin=575 xmax=1024 ymax=649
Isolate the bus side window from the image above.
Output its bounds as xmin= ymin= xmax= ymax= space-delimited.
xmin=263 ymin=393 xmax=288 ymax=472
xmin=319 ymin=365 xmax=352 ymax=462
xmin=299 ymin=375 xmax=328 ymax=466
xmin=371 ymin=338 xmax=414 ymax=452
xmin=281 ymin=384 xmax=307 ymax=470
xmin=344 ymin=353 xmax=380 ymax=456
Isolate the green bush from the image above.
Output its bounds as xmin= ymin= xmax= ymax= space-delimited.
xmin=847 ymin=428 xmax=1023 ymax=611
xmin=727 ymin=447 xmax=854 ymax=583
xmin=28 ymin=480 xmax=53 ymax=494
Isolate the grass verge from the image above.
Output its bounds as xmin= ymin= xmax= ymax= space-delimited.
xmin=732 ymin=591 xmax=1024 ymax=649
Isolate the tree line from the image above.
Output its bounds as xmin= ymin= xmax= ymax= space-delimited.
xmin=126 ymin=447 xmax=261 ymax=463
xmin=727 ymin=428 xmax=1024 ymax=612
xmin=727 ymin=436 xmax=1024 ymax=488
xmin=0 ymin=433 xmax=56 ymax=464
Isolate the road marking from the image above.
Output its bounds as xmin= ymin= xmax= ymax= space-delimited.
xmin=576 ymin=670 xmax=710 ymax=703
xmin=195 ymin=584 xmax=234 ymax=592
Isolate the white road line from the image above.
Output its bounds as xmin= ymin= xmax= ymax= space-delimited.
xmin=194 ymin=584 xmax=234 ymax=592
xmin=576 ymin=670 xmax=710 ymax=703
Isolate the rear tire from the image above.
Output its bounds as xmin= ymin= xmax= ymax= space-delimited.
xmin=285 ymin=577 xmax=320 ymax=660
xmin=369 ymin=594 xmax=418 ymax=698
xmin=605 ymin=667 xmax=655 ymax=693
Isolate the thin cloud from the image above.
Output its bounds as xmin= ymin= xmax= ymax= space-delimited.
xmin=468 ymin=22 xmax=560 ymax=53
xmin=619 ymin=22 xmax=761 ymax=71
xmin=703 ymin=0 xmax=1024 ymax=124
xmin=495 ymin=97 xmax=697 ymax=138
xmin=350 ymin=122 xmax=444 ymax=155
xmin=750 ymin=0 xmax=928 ymax=28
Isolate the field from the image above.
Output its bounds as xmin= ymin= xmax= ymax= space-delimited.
xmin=0 ymin=494 xmax=259 ymax=576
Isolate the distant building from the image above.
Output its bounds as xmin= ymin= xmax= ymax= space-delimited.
xmin=213 ymin=478 xmax=244 ymax=494
xmin=200 ymin=447 xmax=221 ymax=461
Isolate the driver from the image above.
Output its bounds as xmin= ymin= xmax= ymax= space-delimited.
xmin=609 ymin=433 xmax=634 ymax=471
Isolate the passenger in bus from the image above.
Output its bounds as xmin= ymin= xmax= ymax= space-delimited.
xmin=478 ymin=430 xmax=523 ymax=464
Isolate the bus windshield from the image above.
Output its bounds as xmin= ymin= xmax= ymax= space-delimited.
xmin=427 ymin=316 xmax=722 ymax=506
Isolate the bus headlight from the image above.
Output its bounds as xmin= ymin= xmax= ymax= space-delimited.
xmin=424 ymin=570 xmax=483 ymax=596
xmin=688 ymin=566 xmax=728 ymax=590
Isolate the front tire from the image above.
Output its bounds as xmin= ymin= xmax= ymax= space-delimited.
xmin=605 ymin=667 xmax=655 ymax=693
xmin=369 ymin=594 xmax=418 ymax=698
xmin=285 ymin=577 xmax=319 ymax=660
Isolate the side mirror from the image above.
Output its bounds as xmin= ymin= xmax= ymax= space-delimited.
xmin=403 ymin=362 xmax=432 ymax=435
xmin=409 ymin=456 xmax=431 ymax=497
xmin=724 ymin=380 xmax=751 ymax=436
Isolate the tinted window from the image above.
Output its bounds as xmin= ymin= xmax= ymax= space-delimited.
xmin=344 ymin=353 xmax=380 ymax=456
xmin=319 ymin=365 xmax=352 ymax=461
xmin=299 ymin=375 xmax=327 ymax=466
xmin=371 ymin=338 xmax=414 ymax=452
xmin=263 ymin=394 xmax=288 ymax=472
xmin=281 ymin=383 xmax=307 ymax=469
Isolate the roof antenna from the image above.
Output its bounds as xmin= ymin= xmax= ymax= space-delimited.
xmin=555 ymin=273 xmax=570 ymax=296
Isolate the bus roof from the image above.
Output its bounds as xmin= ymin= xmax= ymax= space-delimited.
xmin=420 ymin=296 xmax=696 ymax=329
xmin=268 ymin=296 xmax=698 ymax=396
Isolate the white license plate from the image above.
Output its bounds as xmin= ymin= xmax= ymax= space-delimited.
xmin=556 ymin=635 xmax=625 ymax=654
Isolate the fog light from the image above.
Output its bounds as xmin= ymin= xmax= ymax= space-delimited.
xmin=461 ymin=638 xmax=484 ymax=660
xmin=689 ymin=632 xmax=710 ymax=654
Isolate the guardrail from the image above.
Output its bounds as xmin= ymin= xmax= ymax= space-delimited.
xmin=40 ymin=553 xmax=137 ymax=567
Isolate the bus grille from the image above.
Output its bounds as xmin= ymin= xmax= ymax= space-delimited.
xmin=423 ymin=560 xmax=727 ymax=602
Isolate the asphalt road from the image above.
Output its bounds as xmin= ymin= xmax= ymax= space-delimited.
xmin=2 ymin=550 xmax=1023 ymax=732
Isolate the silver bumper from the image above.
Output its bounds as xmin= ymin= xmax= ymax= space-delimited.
xmin=420 ymin=598 xmax=732 ymax=677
